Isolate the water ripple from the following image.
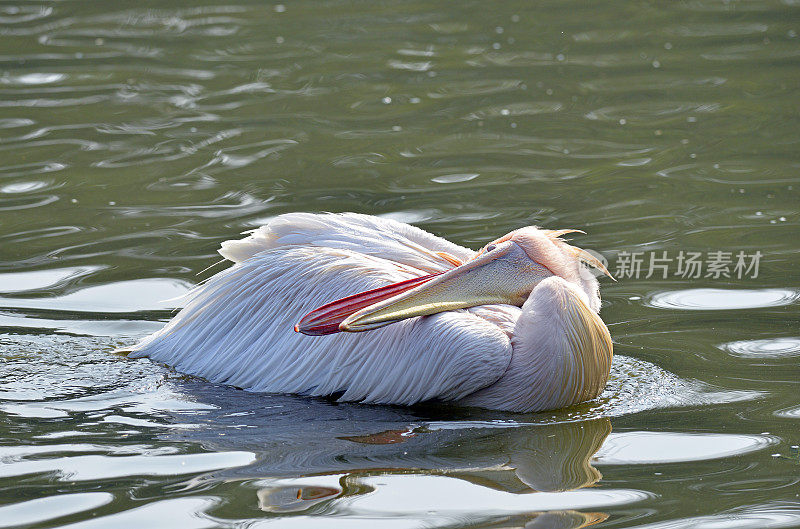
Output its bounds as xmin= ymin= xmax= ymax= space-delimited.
xmin=422 ymin=133 xmax=653 ymax=160
xmin=0 ymin=72 xmax=66 ymax=85
xmin=0 ymin=493 xmax=114 ymax=528
xmin=667 ymin=23 xmax=770 ymax=37
xmin=0 ymin=193 xmax=59 ymax=211
xmin=585 ymin=102 xmax=720 ymax=124
xmin=344 ymin=475 xmax=651 ymax=516
xmin=0 ymin=266 xmax=103 ymax=294
xmin=775 ymin=406 xmax=800 ymax=419
xmin=464 ymin=101 xmax=563 ymax=120
xmin=721 ymin=337 xmax=800 ymax=358
xmin=112 ymin=192 xmax=271 ymax=220
xmin=631 ymin=502 xmax=800 ymax=529
xmin=0 ymin=278 xmax=190 ymax=313
xmin=594 ymin=432 xmax=778 ymax=464
xmin=426 ymin=79 xmax=525 ymax=99
xmin=0 ymin=118 xmax=35 ymax=128
xmin=0 ymin=161 xmax=66 ymax=178
xmin=647 ymin=288 xmax=800 ymax=310
xmin=0 ymin=5 xmax=53 ymax=25
xmin=57 ymin=497 xmax=219 ymax=529
xmin=0 ymin=451 xmax=255 ymax=481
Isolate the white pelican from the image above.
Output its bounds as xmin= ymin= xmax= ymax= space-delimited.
xmin=126 ymin=212 xmax=613 ymax=412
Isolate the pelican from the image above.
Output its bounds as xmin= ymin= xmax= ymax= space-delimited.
xmin=126 ymin=212 xmax=613 ymax=412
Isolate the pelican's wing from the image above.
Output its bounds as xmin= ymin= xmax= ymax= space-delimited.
xmin=218 ymin=212 xmax=474 ymax=274
xmin=127 ymin=245 xmax=513 ymax=405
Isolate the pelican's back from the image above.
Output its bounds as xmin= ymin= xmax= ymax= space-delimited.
xmin=218 ymin=212 xmax=472 ymax=272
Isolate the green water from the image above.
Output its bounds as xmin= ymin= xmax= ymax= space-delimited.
xmin=1 ymin=0 xmax=799 ymax=527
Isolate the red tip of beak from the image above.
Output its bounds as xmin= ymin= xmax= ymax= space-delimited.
xmin=295 ymin=272 xmax=442 ymax=336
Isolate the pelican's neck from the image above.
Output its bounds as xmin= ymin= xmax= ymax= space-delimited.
xmin=459 ymin=276 xmax=612 ymax=413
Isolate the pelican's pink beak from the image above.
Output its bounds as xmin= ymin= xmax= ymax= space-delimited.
xmin=294 ymin=273 xmax=442 ymax=335
xmin=296 ymin=240 xmax=551 ymax=335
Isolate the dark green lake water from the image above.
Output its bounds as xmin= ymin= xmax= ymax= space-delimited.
xmin=1 ymin=1 xmax=799 ymax=527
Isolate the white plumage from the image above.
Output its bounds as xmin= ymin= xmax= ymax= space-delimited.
xmin=127 ymin=212 xmax=613 ymax=412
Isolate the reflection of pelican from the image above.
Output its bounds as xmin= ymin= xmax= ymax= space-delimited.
xmin=473 ymin=511 xmax=608 ymax=529
xmin=127 ymin=212 xmax=613 ymax=412
xmin=249 ymin=417 xmax=611 ymax=521
xmin=410 ymin=418 xmax=611 ymax=493
xmin=504 ymin=419 xmax=610 ymax=492
xmin=161 ymin=384 xmax=613 ymax=496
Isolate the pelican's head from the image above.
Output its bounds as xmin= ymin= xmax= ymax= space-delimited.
xmin=471 ymin=226 xmax=612 ymax=306
xmin=297 ymin=225 xmax=612 ymax=335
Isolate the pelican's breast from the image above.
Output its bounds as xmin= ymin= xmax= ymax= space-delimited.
xmin=458 ymin=276 xmax=612 ymax=412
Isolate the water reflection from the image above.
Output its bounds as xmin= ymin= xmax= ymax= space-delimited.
xmin=0 ymin=332 xmax=788 ymax=528
xmin=169 ymin=384 xmax=612 ymax=494
xmin=257 ymin=481 xmax=341 ymax=513
xmin=496 ymin=420 xmax=610 ymax=492
xmin=468 ymin=511 xmax=608 ymax=529
xmin=249 ymin=473 xmax=642 ymax=527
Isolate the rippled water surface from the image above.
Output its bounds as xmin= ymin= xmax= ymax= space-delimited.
xmin=1 ymin=1 xmax=799 ymax=527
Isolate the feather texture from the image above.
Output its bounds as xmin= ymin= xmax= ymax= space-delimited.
xmin=219 ymin=212 xmax=470 ymax=273
xmin=127 ymin=212 xmax=612 ymax=412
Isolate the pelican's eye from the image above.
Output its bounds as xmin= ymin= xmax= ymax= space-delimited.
xmin=484 ymin=244 xmax=497 ymax=253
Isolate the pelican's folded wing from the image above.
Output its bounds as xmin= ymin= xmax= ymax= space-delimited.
xmin=218 ymin=212 xmax=473 ymax=274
